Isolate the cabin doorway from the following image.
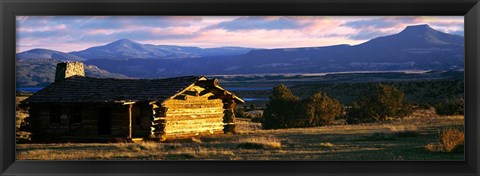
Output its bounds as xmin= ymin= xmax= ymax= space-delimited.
xmin=97 ymin=107 xmax=112 ymax=135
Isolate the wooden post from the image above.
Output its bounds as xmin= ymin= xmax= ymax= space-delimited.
xmin=128 ymin=104 xmax=133 ymax=139
xmin=223 ymin=99 xmax=236 ymax=134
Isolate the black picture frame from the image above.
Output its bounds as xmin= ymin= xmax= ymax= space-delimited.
xmin=1 ymin=0 xmax=479 ymax=175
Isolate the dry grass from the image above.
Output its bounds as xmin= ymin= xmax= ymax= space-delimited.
xmin=235 ymin=118 xmax=263 ymax=133
xmin=366 ymin=125 xmax=420 ymax=140
xmin=16 ymin=142 xmax=236 ymax=160
xmin=426 ymin=128 xmax=464 ymax=152
xmin=17 ymin=109 xmax=464 ymax=160
xmin=236 ymin=136 xmax=282 ymax=149
xmin=190 ymin=137 xmax=202 ymax=143
xmin=439 ymin=128 xmax=465 ymax=151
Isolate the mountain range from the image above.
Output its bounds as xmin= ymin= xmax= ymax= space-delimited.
xmin=16 ymin=59 xmax=129 ymax=87
xmin=223 ymin=24 xmax=464 ymax=74
xmin=16 ymin=24 xmax=464 ymax=86
xmin=16 ymin=49 xmax=87 ymax=61
xmin=17 ymin=39 xmax=255 ymax=61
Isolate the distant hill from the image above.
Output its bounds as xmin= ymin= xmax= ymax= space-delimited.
xmin=16 ymin=49 xmax=86 ymax=61
xmin=17 ymin=24 xmax=465 ymax=81
xmin=16 ymin=59 xmax=129 ymax=87
xmin=228 ymin=24 xmax=464 ymax=74
xmin=85 ymin=24 xmax=465 ymax=78
xmin=69 ymin=39 xmax=255 ymax=60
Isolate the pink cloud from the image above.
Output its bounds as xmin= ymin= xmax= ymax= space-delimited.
xmin=151 ymin=27 xmax=198 ymax=35
xmin=86 ymin=29 xmax=121 ymax=35
xmin=18 ymin=24 xmax=67 ymax=33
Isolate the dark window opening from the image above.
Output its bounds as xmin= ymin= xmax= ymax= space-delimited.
xmin=71 ymin=108 xmax=82 ymax=124
xmin=50 ymin=108 xmax=61 ymax=124
xmin=135 ymin=107 xmax=142 ymax=125
xmin=97 ymin=107 xmax=112 ymax=135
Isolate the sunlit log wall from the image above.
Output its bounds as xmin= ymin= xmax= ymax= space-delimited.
xmin=151 ymin=85 xmax=228 ymax=140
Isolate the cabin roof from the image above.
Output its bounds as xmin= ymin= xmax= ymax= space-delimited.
xmin=24 ymin=76 xmax=244 ymax=104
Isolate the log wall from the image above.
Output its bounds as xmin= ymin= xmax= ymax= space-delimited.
xmin=162 ymin=87 xmax=225 ymax=139
xmin=28 ymin=84 xmax=240 ymax=142
xmin=131 ymin=103 xmax=152 ymax=137
xmin=29 ymin=103 xmax=149 ymax=141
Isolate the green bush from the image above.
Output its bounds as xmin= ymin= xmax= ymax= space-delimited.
xmin=302 ymin=92 xmax=343 ymax=126
xmin=262 ymin=84 xmax=343 ymax=129
xmin=345 ymin=102 xmax=380 ymax=124
xmin=346 ymin=84 xmax=412 ymax=124
xmin=262 ymin=84 xmax=302 ymax=129
xmin=435 ymin=97 xmax=464 ymax=116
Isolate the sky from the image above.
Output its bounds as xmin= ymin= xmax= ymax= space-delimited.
xmin=16 ymin=16 xmax=464 ymax=53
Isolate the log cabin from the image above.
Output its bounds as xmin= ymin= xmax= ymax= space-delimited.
xmin=22 ymin=62 xmax=244 ymax=142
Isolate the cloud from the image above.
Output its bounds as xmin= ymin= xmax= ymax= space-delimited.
xmin=342 ymin=16 xmax=464 ymax=40
xmin=17 ymin=16 xmax=210 ymax=48
xmin=16 ymin=16 xmax=464 ymax=52
xmin=206 ymin=16 xmax=306 ymax=31
xmin=446 ymin=30 xmax=464 ymax=36
xmin=347 ymin=30 xmax=389 ymax=40
xmin=343 ymin=17 xmax=428 ymax=29
xmin=344 ymin=19 xmax=396 ymax=28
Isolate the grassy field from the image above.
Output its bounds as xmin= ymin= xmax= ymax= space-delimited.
xmin=16 ymin=109 xmax=464 ymax=160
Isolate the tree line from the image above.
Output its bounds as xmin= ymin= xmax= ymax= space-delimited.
xmin=260 ymin=83 xmax=464 ymax=129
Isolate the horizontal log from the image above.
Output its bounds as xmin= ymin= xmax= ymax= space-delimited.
xmin=166 ymin=113 xmax=224 ymax=118
xmin=165 ymin=121 xmax=224 ymax=126
xmin=166 ymin=104 xmax=220 ymax=108
xmin=165 ymin=114 xmax=223 ymax=121
xmin=167 ymin=107 xmax=223 ymax=113
xmin=153 ymin=117 xmax=166 ymax=121
xmin=164 ymin=99 xmax=223 ymax=105
xmin=164 ymin=131 xmax=224 ymax=139
xmin=164 ymin=103 xmax=223 ymax=109
xmin=165 ymin=122 xmax=224 ymax=128
xmin=164 ymin=126 xmax=225 ymax=134
xmin=165 ymin=119 xmax=223 ymax=125
xmin=167 ymin=116 xmax=222 ymax=121
xmin=167 ymin=110 xmax=223 ymax=114
xmin=166 ymin=110 xmax=224 ymax=114
xmin=166 ymin=112 xmax=223 ymax=117
xmin=165 ymin=125 xmax=224 ymax=130
xmin=164 ymin=123 xmax=224 ymax=130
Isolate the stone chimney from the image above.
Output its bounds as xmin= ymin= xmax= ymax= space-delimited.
xmin=55 ymin=62 xmax=85 ymax=82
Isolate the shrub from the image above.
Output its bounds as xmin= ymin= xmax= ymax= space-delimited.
xmin=434 ymin=97 xmax=464 ymax=116
xmin=262 ymin=85 xmax=343 ymax=129
xmin=262 ymin=84 xmax=302 ymax=129
xmin=247 ymin=110 xmax=264 ymax=123
xmin=426 ymin=128 xmax=464 ymax=152
xmin=302 ymin=92 xmax=343 ymax=126
xmin=346 ymin=84 xmax=413 ymax=124
xmin=438 ymin=128 xmax=465 ymax=152
xmin=345 ymin=102 xmax=379 ymax=124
